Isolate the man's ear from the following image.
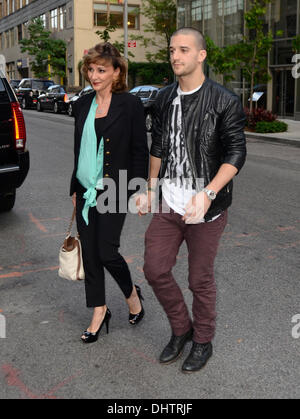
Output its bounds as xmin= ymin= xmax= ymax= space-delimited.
xmin=198 ymin=49 xmax=207 ymax=64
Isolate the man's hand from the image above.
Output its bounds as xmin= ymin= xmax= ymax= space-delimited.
xmin=182 ymin=191 xmax=212 ymax=224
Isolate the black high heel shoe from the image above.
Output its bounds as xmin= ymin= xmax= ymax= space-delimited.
xmin=129 ymin=285 xmax=144 ymax=326
xmin=81 ymin=308 xmax=111 ymax=343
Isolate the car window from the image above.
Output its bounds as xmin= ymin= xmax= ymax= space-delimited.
xmin=82 ymin=87 xmax=92 ymax=96
xmin=0 ymin=79 xmax=9 ymax=103
xmin=136 ymin=88 xmax=152 ymax=98
xmin=32 ymin=80 xmax=54 ymax=90
xmin=10 ymin=80 xmax=20 ymax=88
xmin=130 ymin=87 xmax=142 ymax=96
xmin=150 ymin=90 xmax=158 ymax=99
xmin=51 ymin=87 xmax=60 ymax=93
xmin=60 ymin=87 xmax=66 ymax=93
xmin=22 ymin=80 xmax=31 ymax=88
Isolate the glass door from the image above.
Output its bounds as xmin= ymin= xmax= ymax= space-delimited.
xmin=273 ymin=68 xmax=295 ymax=117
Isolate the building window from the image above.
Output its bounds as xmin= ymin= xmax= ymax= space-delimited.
xmin=5 ymin=31 xmax=10 ymax=48
xmin=191 ymin=0 xmax=212 ymax=21
xmin=220 ymin=0 xmax=243 ymax=17
xmin=50 ymin=8 xmax=58 ymax=30
xmin=40 ymin=13 xmax=46 ymax=28
xmin=17 ymin=24 xmax=22 ymax=42
xmin=23 ymin=21 xmax=29 ymax=38
xmin=10 ymin=28 xmax=15 ymax=46
xmin=68 ymin=6 xmax=72 ymax=22
xmin=59 ymin=5 xmax=67 ymax=30
xmin=191 ymin=0 xmax=202 ymax=22
xmin=94 ymin=3 xmax=140 ymax=29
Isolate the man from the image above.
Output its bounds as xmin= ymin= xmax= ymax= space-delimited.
xmin=142 ymin=27 xmax=247 ymax=373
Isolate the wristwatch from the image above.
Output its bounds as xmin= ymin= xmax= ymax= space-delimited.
xmin=203 ymin=188 xmax=217 ymax=201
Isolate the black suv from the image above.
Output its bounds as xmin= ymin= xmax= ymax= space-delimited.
xmin=129 ymin=85 xmax=162 ymax=131
xmin=0 ymin=70 xmax=30 ymax=211
xmin=16 ymin=78 xmax=54 ymax=109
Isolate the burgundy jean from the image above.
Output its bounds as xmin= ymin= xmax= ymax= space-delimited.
xmin=143 ymin=204 xmax=228 ymax=344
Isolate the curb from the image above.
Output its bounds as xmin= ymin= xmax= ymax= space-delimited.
xmin=245 ymin=132 xmax=300 ymax=148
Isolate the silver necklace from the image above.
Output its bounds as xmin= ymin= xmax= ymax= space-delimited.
xmin=96 ymin=96 xmax=111 ymax=114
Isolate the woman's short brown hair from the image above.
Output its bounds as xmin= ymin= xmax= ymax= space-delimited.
xmin=81 ymin=42 xmax=128 ymax=93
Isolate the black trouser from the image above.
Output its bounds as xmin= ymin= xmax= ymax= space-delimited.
xmin=76 ymin=193 xmax=133 ymax=307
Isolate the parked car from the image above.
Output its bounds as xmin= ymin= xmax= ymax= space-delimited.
xmin=16 ymin=78 xmax=54 ymax=109
xmin=9 ymin=79 xmax=21 ymax=90
xmin=0 ymin=70 xmax=29 ymax=211
xmin=66 ymin=85 xmax=93 ymax=116
xmin=129 ymin=85 xmax=162 ymax=131
xmin=37 ymin=84 xmax=69 ymax=114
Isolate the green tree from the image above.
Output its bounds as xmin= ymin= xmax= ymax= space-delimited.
xmin=292 ymin=35 xmax=300 ymax=53
xmin=134 ymin=0 xmax=176 ymax=63
xmin=20 ymin=17 xmax=66 ymax=79
xmin=205 ymin=38 xmax=241 ymax=83
xmin=235 ymin=0 xmax=273 ymax=111
xmin=95 ymin=21 xmax=135 ymax=58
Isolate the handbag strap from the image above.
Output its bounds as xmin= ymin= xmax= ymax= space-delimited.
xmin=66 ymin=207 xmax=76 ymax=237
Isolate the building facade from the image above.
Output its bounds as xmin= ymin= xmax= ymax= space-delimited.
xmin=177 ymin=0 xmax=300 ymax=120
xmin=0 ymin=0 xmax=159 ymax=88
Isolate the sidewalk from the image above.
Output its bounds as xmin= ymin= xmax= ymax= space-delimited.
xmin=245 ymin=118 xmax=300 ymax=147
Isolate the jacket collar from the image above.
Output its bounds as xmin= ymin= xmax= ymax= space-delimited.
xmin=77 ymin=91 xmax=125 ymax=136
xmin=164 ymin=77 xmax=211 ymax=104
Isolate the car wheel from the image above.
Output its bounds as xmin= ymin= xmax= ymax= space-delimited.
xmin=21 ymin=98 xmax=27 ymax=110
xmin=54 ymin=102 xmax=60 ymax=114
xmin=37 ymin=101 xmax=43 ymax=112
xmin=145 ymin=112 xmax=153 ymax=132
xmin=68 ymin=103 xmax=73 ymax=117
xmin=0 ymin=190 xmax=16 ymax=212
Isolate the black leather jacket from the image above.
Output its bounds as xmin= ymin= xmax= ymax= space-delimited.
xmin=150 ymin=78 xmax=247 ymax=221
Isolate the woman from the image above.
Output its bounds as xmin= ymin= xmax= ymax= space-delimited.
xmin=70 ymin=43 xmax=149 ymax=343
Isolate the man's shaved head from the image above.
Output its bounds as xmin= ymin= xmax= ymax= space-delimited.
xmin=171 ymin=27 xmax=207 ymax=51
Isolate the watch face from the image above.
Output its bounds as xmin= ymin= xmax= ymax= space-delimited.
xmin=208 ymin=190 xmax=216 ymax=200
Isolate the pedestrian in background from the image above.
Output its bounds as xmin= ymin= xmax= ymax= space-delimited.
xmin=142 ymin=27 xmax=247 ymax=372
xmin=70 ymin=42 xmax=149 ymax=343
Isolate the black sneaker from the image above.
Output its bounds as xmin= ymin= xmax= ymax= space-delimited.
xmin=181 ymin=341 xmax=212 ymax=373
xmin=159 ymin=329 xmax=193 ymax=364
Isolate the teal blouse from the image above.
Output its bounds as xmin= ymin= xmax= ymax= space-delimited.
xmin=76 ymin=96 xmax=104 ymax=225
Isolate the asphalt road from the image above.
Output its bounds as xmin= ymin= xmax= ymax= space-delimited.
xmin=0 ymin=109 xmax=299 ymax=400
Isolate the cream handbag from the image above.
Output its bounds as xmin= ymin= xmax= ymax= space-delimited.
xmin=58 ymin=208 xmax=85 ymax=281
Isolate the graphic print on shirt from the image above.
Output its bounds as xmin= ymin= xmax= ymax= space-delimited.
xmin=165 ymin=95 xmax=193 ymax=189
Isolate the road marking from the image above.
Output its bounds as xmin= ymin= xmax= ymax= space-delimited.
xmin=0 ymin=266 xmax=59 ymax=279
xmin=28 ymin=212 xmax=48 ymax=233
xmin=131 ymin=349 xmax=159 ymax=365
xmin=1 ymin=364 xmax=82 ymax=399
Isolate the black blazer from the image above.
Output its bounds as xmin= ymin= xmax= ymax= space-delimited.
xmin=70 ymin=91 xmax=149 ymax=199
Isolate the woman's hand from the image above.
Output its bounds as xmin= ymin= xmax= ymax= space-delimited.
xmin=135 ymin=193 xmax=148 ymax=216
xmin=72 ymin=192 xmax=76 ymax=209
xmin=135 ymin=190 xmax=156 ymax=216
